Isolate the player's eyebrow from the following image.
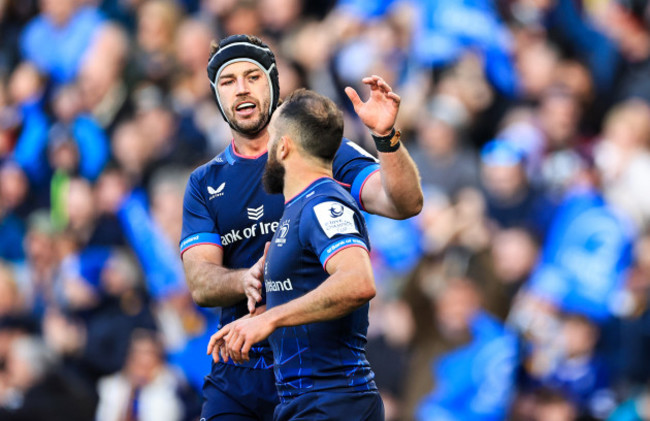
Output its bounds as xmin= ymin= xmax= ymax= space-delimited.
xmin=219 ymin=68 xmax=262 ymax=81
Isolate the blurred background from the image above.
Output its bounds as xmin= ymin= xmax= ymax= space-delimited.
xmin=2 ymin=0 xmax=650 ymax=420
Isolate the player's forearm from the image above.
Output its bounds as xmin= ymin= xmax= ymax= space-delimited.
xmin=376 ymin=145 xmax=423 ymax=219
xmin=263 ymin=269 xmax=375 ymax=329
xmin=184 ymin=262 xmax=246 ymax=307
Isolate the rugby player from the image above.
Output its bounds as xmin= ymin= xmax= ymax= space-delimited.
xmin=181 ymin=34 xmax=421 ymax=420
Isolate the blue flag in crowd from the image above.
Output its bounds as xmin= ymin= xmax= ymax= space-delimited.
xmin=417 ymin=312 xmax=518 ymax=421
xmin=526 ymin=188 xmax=634 ymax=321
xmin=118 ymin=190 xmax=186 ymax=299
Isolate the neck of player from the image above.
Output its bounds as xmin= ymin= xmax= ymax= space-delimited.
xmin=232 ymin=129 xmax=270 ymax=157
xmin=283 ymin=157 xmax=332 ymax=201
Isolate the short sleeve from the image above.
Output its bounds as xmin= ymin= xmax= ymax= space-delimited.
xmin=298 ymin=197 xmax=370 ymax=268
xmin=180 ymin=172 xmax=222 ymax=256
xmin=332 ymin=139 xmax=380 ymax=210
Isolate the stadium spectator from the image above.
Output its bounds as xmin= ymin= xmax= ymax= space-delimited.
xmin=132 ymin=0 xmax=181 ymax=88
xmin=78 ymin=22 xmax=134 ymax=136
xmin=366 ymin=298 xmax=414 ymax=421
xmin=595 ymin=99 xmax=650 ymax=230
xmin=43 ymin=248 xmax=157 ymax=385
xmin=410 ymin=98 xmax=480 ymax=197
xmin=480 ymin=139 xmax=556 ymax=238
xmin=47 ymin=83 xmax=110 ymax=181
xmin=96 ymin=329 xmax=195 ymax=421
xmin=20 ymin=0 xmax=104 ymax=85
xmin=171 ymin=18 xmax=222 ymax=154
xmin=0 ymin=263 xmax=23 ymax=316
xmin=403 ymin=275 xmax=518 ymax=421
xmin=0 ymin=163 xmax=28 ymax=262
xmin=527 ymin=314 xmax=616 ymax=419
xmin=0 ymin=335 xmax=96 ymax=421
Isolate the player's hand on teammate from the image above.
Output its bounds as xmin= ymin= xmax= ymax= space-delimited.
xmin=207 ymin=306 xmax=272 ymax=364
xmin=345 ymin=75 xmax=401 ymax=137
xmin=243 ymin=242 xmax=270 ymax=313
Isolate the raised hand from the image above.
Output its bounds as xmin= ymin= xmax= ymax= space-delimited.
xmin=345 ymin=75 xmax=401 ymax=137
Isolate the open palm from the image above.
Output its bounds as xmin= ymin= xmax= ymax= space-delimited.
xmin=345 ymin=75 xmax=401 ymax=137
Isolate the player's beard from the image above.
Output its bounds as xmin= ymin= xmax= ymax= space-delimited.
xmin=228 ymin=97 xmax=271 ymax=136
xmin=263 ymin=151 xmax=285 ymax=195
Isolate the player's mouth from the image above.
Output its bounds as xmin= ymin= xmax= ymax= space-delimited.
xmin=234 ymin=101 xmax=257 ymax=117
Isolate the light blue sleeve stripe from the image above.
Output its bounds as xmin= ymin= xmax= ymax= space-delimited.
xmin=319 ymin=237 xmax=369 ymax=267
xmin=180 ymin=232 xmax=222 ymax=253
xmin=350 ymin=164 xmax=380 ymax=210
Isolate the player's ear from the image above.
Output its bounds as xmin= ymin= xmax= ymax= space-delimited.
xmin=279 ymin=136 xmax=292 ymax=160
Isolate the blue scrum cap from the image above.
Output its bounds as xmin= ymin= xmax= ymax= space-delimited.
xmin=207 ymin=34 xmax=280 ymax=128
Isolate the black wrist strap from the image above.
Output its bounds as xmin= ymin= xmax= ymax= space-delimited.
xmin=371 ymin=128 xmax=401 ymax=153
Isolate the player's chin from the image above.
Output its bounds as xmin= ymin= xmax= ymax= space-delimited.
xmin=233 ymin=115 xmax=266 ymax=133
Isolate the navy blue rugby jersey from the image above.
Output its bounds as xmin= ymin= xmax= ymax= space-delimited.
xmin=265 ymin=177 xmax=377 ymax=398
xmin=180 ymin=139 xmax=379 ymax=369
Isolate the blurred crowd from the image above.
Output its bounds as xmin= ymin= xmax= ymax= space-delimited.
xmin=2 ymin=0 xmax=650 ymax=420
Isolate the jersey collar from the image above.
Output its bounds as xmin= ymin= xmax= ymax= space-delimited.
xmin=224 ymin=140 xmax=268 ymax=164
xmin=285 ymin=177 xmax=335 ymax=206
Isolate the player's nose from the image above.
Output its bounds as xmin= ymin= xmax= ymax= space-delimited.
xmin=235 ymin=77 xmax=250 ymax=95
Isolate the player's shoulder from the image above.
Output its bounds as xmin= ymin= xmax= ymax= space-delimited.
xmin=302 ymin=180 xmax=359 ymax=213
xmin=184 ymin=153 xmax=230 ymax=202
xmin=334 ymin=137 xmax=357 ymax=157
xmin=189 ymin=151 xmax=229 ymax=180
xmin=302 ymin=185 xmax=365 ymax=240
xmin=334 ymin=137 xmax=377 ymax=161
xmin=288 ymin=178 xmax=360 ymax=217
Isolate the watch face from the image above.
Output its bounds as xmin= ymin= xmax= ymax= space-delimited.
xmin=390 ymin=130 xmax=401 ymax=147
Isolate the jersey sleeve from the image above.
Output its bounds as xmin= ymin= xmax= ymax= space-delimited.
xmin=332 ymin=138 xmax=380 ymax=211
xmin=180 ymin=172 xmax=222 ymax=256
xmin=299 ymin=197 xmax=370 ymax=269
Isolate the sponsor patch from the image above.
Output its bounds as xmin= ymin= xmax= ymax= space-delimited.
xmin=274 ymin=219 xmax=290 ymax=246
xmin=313 ymin=201 xmax=358 ymax=238
xmin=208 ymin=182 xmax=226 ymax=199
xmin=266 ymin=278 xmax=293 ymax=292
xmin=247 ymin=205 xmax=264 ymax=220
